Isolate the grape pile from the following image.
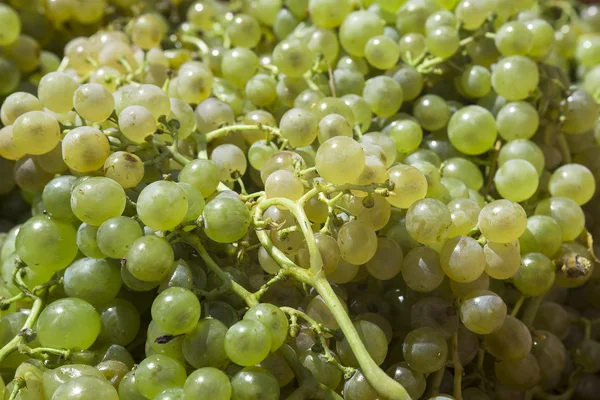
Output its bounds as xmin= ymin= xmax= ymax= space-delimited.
xmin=1 ymin=0 xmax=600 ymax=399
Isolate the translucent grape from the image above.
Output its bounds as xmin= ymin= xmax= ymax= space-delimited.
xmin=316 ymin=136 xmax=365 ymax=184
xmin=495 ymin=21 xmax=534 ymax=56
xmin=478 ymin=200 xmax=527 ymax=243
xmin=182 ymin=318 xmax=229 ymax=369
xmin=519 ymin=215 xmax=562 ymax=257
xmin=548 ymin=164 xmax=596 ymax=205
xmin=336 ymin=320 xmax=388 ymax=367
xmin=498 ymin=139 xmax=544 ymax=175
xmin=118 ymin=106 xmax=157 ymax=143
xmin=512 ymin=252 xmax=555 ymax=296
xmin=0 ymin=4 xmax=20 ymax=46
xmin=183 ymin=367 xmax=231 ymax=400
xmin=152 ymin=287 xmax=201 ymax=335
xmin=365 ymin=35 xmax=400 ymax=69
xmin=413 ymin=94 xmax=451 ymax=131
xmin=562 ymin=89 xmax=599 ymax=135
xmin=134 ymin=355 xmax=186 ymax=399
xmin=202 ymin=196 xmax=251 ymax=243
xmin=62 ymin=127 xmax=111 ymax=173
xmin=224 ymin=319 xmax=272 ymax=366
xmin=210 ymin=144 xmax=247 ymax=182
xmin=98 ymin=299 xmax=141 ymax=346
xmin=441 ymin=235 xmax=485 ymax=282
xmin=71 ymin=177 xmax=126 ymax=226
xmin=405 ymin=198 xmax=452 ymax=245
xmin=64 ymin=258 xmax=122 ymax=306
xmin=403 ymin=327 xmax=448 ymax=374
xmin=494 ymin=159 xmax=538 ymax=202
xmin=230 ymin=367 xmax=280 ymax=400
xmin=1 ymin=92 xmax=43 ymax=126
xmin=137 ymin=181 xmax=188 ymax=231
xmin=491 ymin=56 xmax=539 ymax=101
xmin=363 ymin=76 xmax=403 ymax=118
xmin=483 ymin=240 xmax=521 ymax=279
xmin=76 ymin=223 xmax=104 ymax=259
xmin=401 ymin=247 xmax=445 ymax=292
xmin=318 ymin=114 xmax=353 ymax=143
xmin=496 ymin=101 xmax=539 ymax=141
xmin=12 ymin=110 xmax=60 ymax=156
xmin=337 ymin=219 xmax=378 ymax=265
xmin=534 ymin=197 xmax=584 ymax=241
xmin=339 ymin=11 xmax=385 ymax=57
xmin=244 ymin=303 xmax=289 ymax=352
xmin=458 ymin=65 xmax=492 ymax=98
xmin=460 ymin=289 xmax=507 ymax=334
xmin=73 ymin=83 xmax=115 ymax=123
xmin=386 ymin=165 xmax=428 ymax=209
xmin=42 ymin=175 xmax=77 ymax=221
xmin=426 ymin=26 xmax=460 ymax=59
xmin=448 ymin=105 xmax=497 ymax=155
xmin=178 ymin=159 xmax=220 ymax=197
xmin=125 ymin=235 xmax=174 ymax=282
xmin=280 ymin=107 xmax=318 ymax=147
xmin=309 ymin=0 xmax=352 ymax=28
xmin=103 ymin=151 xmax=145 ymax=189
xmin=484 ymin=315 xmax=532 ymax=361
xmin=37 ymin=298 xmax=100 ymax=350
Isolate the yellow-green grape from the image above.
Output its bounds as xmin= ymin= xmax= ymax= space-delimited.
xmin=221 ymin=47 xmax=259 ymax=89
xmin=519 ymin=215 xmax=562 ymax=257
xmin=0 ymin=4 xmax=20 ymax=45
xmin=245 ymin=73 xmax=277 ymax=106
xmin=365 ymin=35 xmax=400 ymax=70
xmin=62 ymin=127 xmax=110 ymax=172
xmin=1 ymin=92 xmax=43 ymax=126
xmin=35 ymin=142 xmax=68 ymax=174
xmin=401 ymin=247 xmax=445 ymax=292
xmin=348 ymin=193 xmax=391 ymax=231
xmin=458 ymin=65 xmax=491 ymax=98
xmin=308 ymin=28 xmax=340 ymax=64
xmin=495 ymin=354 xmax=541 ymax=390
xmin=387 ymin=119 xmax=423 ymax=154
xmin=309 ymin=0 xmax=352 ymax=28
xmin=187 ymin=1 xmax=215 ymax=30
xmin=441 ymin=177 xmax=468 ymax=200
xmin=534 ymin=197 xmax=584 ymax=241
xmin=225 ymin=319 xmax=272 ymax=366
xmin=168 ymin=98 xmax=196 ymax=140
xmin=125 ymin=235 xmax=174 ymax=282
xmin=38 ymin=72 xmax=79 ymax=113
xmin=134 ymin=354 xmax=186 ymax=399
xmin=526 ymin=19 xmax=555 ymax=59
xmin=73 ymin=83 xmax=115 ymax=123
xmin=90 ymin=66 xmax=121 ymax=92
xmin=14 ymin=156 xmax=53 ymax=192
xmin=265 ymin=170 xmax=304 ymax=201
xmin=478 ymin=200 xmax=527 ymax=243
xmin=72 ymin=0 xmax=106 ymax=24
xmin=512 ymin=252 xmax=555 ymax=296
xmin=498 ymin=139 xmax=544 ymax=175
xmin=129 ymin=84 xmax=171 ymax=120
xmin=426 ymin=26 xmax=460 ymax=59
xmin=460 ymin=289 xmax=507 ymax=334
xmin=447 ymin=105 xmax=497 ymax=155
xmin=242 ymin=110 xmax=277 ymax=143
xmin=339 ymin=10 xmax=385 ymax=57
xmin=313 ymin=97 xmax=356 ymax=126
xmin=413 ymin=94 xmax=451 ymax=131
xmin=132 ymin=14 xmax=163 ymax=50
xmin=97 ymin=217 xmax=143 ymax=259
xmin=562 ymin=89 xmax=600 ymax=135
xmin=494 ymin=159 xmax=538 ymax=202
xmin=455 ymin=0 xmax=490 ymax=30
xmin=341 ymin=94 xmax=372 ymax=132
xmin=63 ymin=258 xmax=122 ymax=306
xmin=0 ymin=126 xmax=24 ymax=160
xmin=203 ymin=196 xmax=251 ymax=243
xmin=151 ymin=287 xmax=201 ymax=335
xmin=175 ymin=63 xmax=213 ymax=105
xmin=361 ymin=132 xmax=397 ymax=168
xmin=398 ymin=32 xmax=427 ymax=64
xmin=184 ymin=367 xmax=231 ymax=400
xmin=137 ymin=181 xmax=188 ymax=231
xmin=37 ymin=298 xmax=101 ymax=350
xmin=272 ymin=39 xmax=313 ymax=78
xmin=45 ymin=0 xmax=74 ymax=24
xmin=230 ymin=367 xmax=279 ymax=400
xmin=386 ymin=165 xmax=428 ymax=209
xmin=441 ymin=235 xmax=485 ymax=282
xmin=327 ymin=258 xmax=360 ymax=284
xmin=227 ymin=14 xmax=262 ymax=48
xmin=337 ymin=320 xmax=388 ymax=368
xmin=425 ymin=10 xmax=457 ymax=34
xmin=0 ymin=58 xmax=20 ymax=95
xmin=337 ymin=219 xmax=378 ymax=265
xmin=12 ymin=110 xmax=60 ymax=155
xmin=447 ymin=198 xmax=481 ymax=237
xmin=244 ymin=303 xmax=288 ymax=352
xmin=548 ymin=164 xmax=596 ymax=205
xmin=403 ymin=327 xmax=448 ymax=374
xmin=484 ymin=240 xmax=521 ymax=279
xmin=178 ymin=183 xmax=205 ymax=223
xmin=3 ymin=35 xmax=40 ymax=73
xmin=405 ymin=198 xmax=452 ymax=245
xmin=210 ymin=144 xmax=247 ymax=182
xmin=316 ymin=136 xmax=365 ymax=184
xmin=491 ymin=56 xmax=539 ymax=101
xmin=71 ymin=177 xmax=126 ymax=226
xmin=179 ymin=159 xmax=221 ymax=197
xmin=280 ymin=107 xmax=318 ymax=147
xmin=449 ymin=271 xmax=489 ymax=298
xmin=484 ymin=315 xmax=532 ymax=361
xmin=258 ymin=246 xmax=280 ymax=274
xmin=351 ymin=155 xmax=388 ymax=197
xmin=117 ymin=105 xmax=157 ymax=143
xmin=42 ymin=175 xmax=77 ymax=222
xmin=366 ymin=237 xmax=403 ymax=280
xmin=495 ymin=21 xmax=534 ymax=56
xmin=182 ymin=318 xmax=229 ymax=369
xmin=103 ymin=151 xmax=144 ymax=189
xmin=363 ymin=76 xmax=403 ymax=118
xmin=76 ymin=223 xmax=104 ymax=259
xmin=297 ymin=232 xmax=341 ymax=275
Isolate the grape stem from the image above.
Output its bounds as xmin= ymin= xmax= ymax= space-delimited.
xmin=482 ymin=140 xmax=502 ymax=196
xmin=452 ymin=331 xmax=463 ymax=400
xmin=510 ymin=295 xmax=526 ymax=317
xmin=520 ymin=296 xmax=544 ymax=328
xmin=6 ymin=378 xmax=24 ymax=400
xmin=204 ymin=124 xmax=281 ymax=143
xmin=424 ymin=367 xmax=446 ymax=398
xmin=254 ymin=270 xmax=290 ymax=300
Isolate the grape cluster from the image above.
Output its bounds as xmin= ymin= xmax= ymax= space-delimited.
xmin=0 ymin=0 xmax=600 ymax=400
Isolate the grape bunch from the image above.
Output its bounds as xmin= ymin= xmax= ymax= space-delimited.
xmin=0 ymin=0 xmax=600 ymax=400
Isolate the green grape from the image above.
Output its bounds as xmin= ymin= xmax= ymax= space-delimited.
xmin=258 ymin=246 xmax=281 ymax=274
xmin=135 ymin=354 xmax=187 ymax=399
xmin=403 ymin=327 xmax=448 ymax=374
xmin=97 ymin=217 xmax=142 ymax=258
xmin=361 ymin=132 xmax=397 ymax=167
xmin=76 ymin=223 xmax=104 ymax=259
xmin=242 ymin=110 xmax=277 ymax=143
xmin=73 ymin=83 xmax=115 ymax=123
xmin=495 ymin=21 xmax=533 ymax=56
xmin=309 ymin=0 xmax=351 ymax=28
xmin=313 ymin=97 xmax=356 ymax=126
xmin=221 ymin=48 xmax=259 ymax=89
xmin=530 ymin=331 xmax=565 ymax=390
xmin=308 ymin=28 xmax=340 ymax=63
xmin=427 ymin=26 xmax=460 ymax=59
xmin=494 ymin=159 xmax=538 ymax=202
xmin=386 ymin=164 xmax=428 ymax=209
xmin=325 ymin=258 xmax=359 ymax=284
xmin=399 ymin=33 xmax=427 ymax=64
xmin=519 ymin=215 xmax=562 ymax=257
xmin=447 ymin=105 xmax=497 ymax=155
xmin=243 ymin=303 xmax=289 ymax=352
xmin=177 ymin=183 xmax=204 ymax=223
xmin=175 ymin=65 xmax=214 ymax=105
xmin=391 ymin=65 xmax=424 ymax=102
xmin=71 ymin=177 xmax=126 ymax=226
xmin=573 ymin=339 xmax=600 ymax=373
xmin=459 ymin=289 xmax=507 ymax=334
xmin=548 ymin=164 xmax=596 ymax=205
xmin=12 ymin=110 xmax=61 ymax=156
xmin=496 ymin=101 xmax=539 ymax=141
xmin=533 ymin=302 xmax=570 ymax=339
xmin=118 ymin=372 xmax=146 ymax=400
xmin=280 ymin=107 xmax=318 ymax=147
xmin=187 ymin=1 xmax=215 ymax=30
xmin=159 ymin=259 xmax=194 ymax=293
xmin=183 ymin=367 xmax=231 ymax=400
xmin=0 ymin=58 xmax=20 ymax=95
xmin=1 ymin=91 xmax=43 ymax=126
xmin=53 ymin=375 xmax=118 ymax=400
xmin=0 ymin=126 xmax=21 ymax=160
xmin=387 ymin=120 xmax=423 ymax=154
xmin=441 ymin=236 xmax=485 ymax=282
xmin=227 ymin=14 xmax=261 ymax=48
xmin=98 ymin=299 xmax=141 ymax=346
xmin=491 ymin=56 xmax=539 ymax=100
xmin=365 ymin=237 xmax=403 ymax=280
xmin=447 ymin=198 xmax=481 ymax=237
xmin=62 ymin=126 xmax=111 ymax=173
xmin=211 ymin=144 xmax=247 ymax=182
xmin=131 ymin=14 xmax=163 ymax=50
xmin=316 ymin=136 xmax=365 ymax=184
xmin=0 ymin=4 xmax=20 ymax=45
xmin=182 ymin=318 xmax=229 ymax=368
xmin=168 ymin=98 xmax=196 ymax=140
xmin=526 ymin=19 xmax=555 ymax=59
xmin=365 ymin=35 xmax=400 ymax=69
xmin=458 ymin=65 xmax=491 ymax=98
xmin=307 ymin=294 xmax=346 ymax=331
xmin=224 ymin=319 xmax=272 ymax=366
xmin=318 ymin=114 xmax=353 ymax=143
xmin=449 ymin=271 xmax=489 ymax=298
xmin=483 ymin=240 xmax=521 ymax=279
xmin=348 ymin=193 xmax=391 ymax=231
xmin=151 ymin=287 xmax=201 ymax=335
xmin=344 ymin=370 xmax=379 ymax=400
xmin=43 ymin=364 xmax=107 ymax=398
xmin=413 ymin=94 xmax=451 ymax=131
xmin=137 ymin=181 xmax=188 ymax=231
xmin=425 ymin=10 xmax=457 ymax=34
xmin=230 ymin=367 xmax=280 ymax=400
xmin=339 ymin=10 xmax=384 ymax=57
xmin=90 ymin=66 xmax=121 ymax=92
xmin=125 ymin=235 xmax=174 ymax=282
xmin=272 ymin=39 xmax=313 ymax=78
xmin=276 ymin=76 xmax=310 ymax=107
xmin=512 ymin=253 xmax=555 ymax=296
xmin=34 ymin=141 xmax=68 ymax=174
xmin=64 ymin=258 xmax=122 ymax=306
xmin=534 ymin=197 xmax=584 ymax=241
xmin=495 ymin=353 xmax=541 ymax=390
xmin=401 ymin=247 xmax=445 ymax=292
xmin=386 ymin=362 xmax=426 ymax=400
xmin=42 ymin=176 xmax=77 ymax=221
xmin=3 ymin=35 xmax=40 ymax=73
xmin=103 ymin=151 xmax=145 ymax=189
xmin=179 ymin=159 xmax=220 ymax=198
xmin=483 ymin=315 xmax=532 ymax=361
xmin=37 ymin=298 xmax=101 ymax=350
xmin=153 ymin=388 xmax=184 ymax=400
xmin=478 ymin=199 xmax=527 ymax=243
xmin=16 ymin=215 xmax=77 ymax=271
xmin=118 ymin=106 xmax=157 ymax=143
xmin=363 ymin=76 xmax=403 ymax=118
xmin=333 ymin=68 xmax=365 ymax=97
xmin=14 ymin=155 xmax=54 ymax=192
xmin=202 ymin=196 xmax=251 ymax=243
xmin=455 ymin=0 xmax=490 ymax=30
xmin=96 ymin=360 xmax=130 ymax=390
xmin=246 ymin=74 xmax=277 ymax=106
xmin=147 ymin=321 xmax=186 ymax=362
xmin=336 ymin=320 xmax=388 ymax=368
xmin=406 ymin=198 xmax=452 ymax=245
xmin=441 ymin=177 xmax=469 ymax=200
xmin=498 ymin=139 xmax=544 ymax=175
xmin=337 ymin=219 xmax=378 ymax=265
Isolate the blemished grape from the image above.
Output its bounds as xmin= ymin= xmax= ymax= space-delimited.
xmin=386 ymin=164 xmax=428 ymax=208
xmin=478 ymin=200 xmax=527 ymax=243
xmin=406 ymin=198 xmax=452 ymax=245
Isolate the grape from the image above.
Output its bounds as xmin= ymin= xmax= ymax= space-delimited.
xmin=512 ymin=252 xmax=555 ymax=296
xmin=137 ymin=181 xmax=188 ymax=231
xmin=179 ymin=159 xmax=220 ymax=197
xmin=97 ymin=217 xmax=142 ymax=258
xmin=131 ymin=14 xmax=163 ymax=50
xmin=280 ymin=108 xmax=318 ymax=147
xmin=135 ymin=355 xmax=187 ymax=399
xmin=62 ymin=126 xmax=111 ymax=173
xmin=175 ymin=65 xmax=213 ymax=105
xmin=76 ymin=223 xmax=104 ymax=259
xmin=492 ymin=56 xmax=539 ymax=100
xmin=43 ymin=364 xmax=107 ymax=399
xmin=391 ymin=65 xmax=424 ymax=102
xmin=299 ymin=349 xmax=342 ymax=389
xmin=427 ymin=26 xmax=460 ymax=59
xmin=337 ymin=219 xmax=378 ymax=265
xmin=495 ymin=21 xmax=534 ymax=56
xmin=478 ymin=200 xmax=527 ymax=243
xmin=495 ymin=353 xmax=541 ymax=390
xmin=406 ymin=198 xmax=452 ymax=245
xmin=484 ymin=315 xmax=532 ymax=361
xmin=146 ymin=321 xmax=186 ymax=362
xmin=498 ymin=139 xmax=544 ymax=175
xmin=71 ymin=177 xmax=126 ymax=226
xmin=0 ymin=4 xmax=20 ymax=46
xmin=243 ymin=303 xmax=289 ymax=352
xmin=447 ymin=105 xmax=497 ymax=155
xmin=1 ymin=92 xmax=43 ymax=126
xmin=447 ymin=198 xmax=481 ymax=237
xmin=484 ymin=240 xmax=521 ymax=279
xmin=339 ymin=10 xmax=385 ymax=57
xmin=98 ymin=299 xmax=141 ymax=347
xmin=460 ymin=289 xmax=507 ymax=334
xmin=387 ymin=120 xmax=423 ymax=154
xmin=118 ymin=106 xmax=157 ymax=143
xmin=531 ymin=330 xmax=566 ymax=389
xmin=202 ymin=196 xmax=251 ymax=243
xmin=365 ymin=35 xmax=400 ymax=69
xmin=37 ymin=298 xmax=101 ymax=350
xmin=309 ymin=0 xmax=352 ymax=28
xmin=386 ymin=165 xmax=428 ymax=209
xmin=344 ymin=370 xmax=379 ymax=400
xmin=365 ymin=237 xmax=403 ymax=280
xmin=441 ymin=236 xmax=485 ymax=282
xmin=64 ymin=258 xmax=122 ymax=306
xmin=42 ymin=176 xmax=77 ymax=221
xmin=337 ymin=320 xmax=388 ymax=368
xmin=184 ymin=367 xmax=231 ymax=400
xmin=151 ymin=287 xmax=201 ymax=335
xmin=118 ymin=372 xmax=146 ymax=400
xmin=103 ymin=151 xmax=145 ymax=189
xmin=272 ymin=39 xmax=313 ymax=78
xmin=12 ymin=110 xmax=60 ymax=156
xmin=403 ymin=327 xmax=448 ymax=374
xmin=363 ymin=76 xmax=403 ymax=118
xmin=183 ymin=318 xmax=229 ymax=368
xmin=494 ymin=159 xmax=538 ymax=202
xmin=548 ymin=163 xmax=596 ymax=205
xmin=224 ymin=319 xmax=272 ymax=366
xmin=211 ymin=144 xmax=247 ymax=182
xmin=16 ymin=215 xmax=77 ymax=271
xmin=413 ymin=94 xmax=451 ymax=131
xmin=221 ymin=47 xmax=259 ymax=89
xmin=53 ymin=375 xmax=118 ymax=400
xmin=316 ymin=136 xmax=365 ymax=184
xmin=318 ymin=114 xmax=353 ymax=143
xmin=230 ymin=367 xmax=280 ymax=400
xmin=401 ymin=247 xmax=445 ymax=292
xmin=308 ymin=28 xmax=340 ymax=64
xmin=347 ymin=193 xmax=391 ymax=230
xmin=562 ymin=89 xmax=599 ymax=135
xmin=534 ymin=197 xmax=585 ymax=241
xmin=73 ymin=83 xmax=115 ymax=123
xmin=125 ymin=235 xmax=174 ymax=282
xmin=519 ymin=215 xmax=562 ymax=257
xmin=227 ymin=14 xmax=261 ymax=48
